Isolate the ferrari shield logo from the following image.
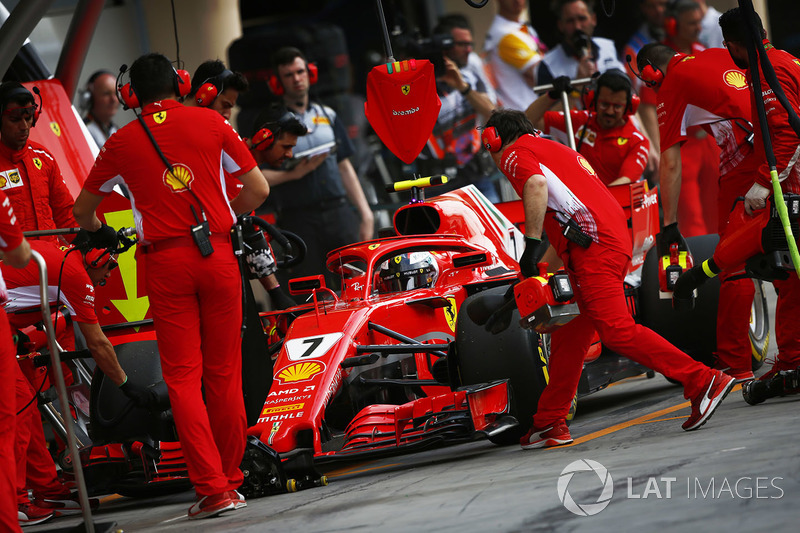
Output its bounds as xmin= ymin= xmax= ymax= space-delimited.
xmin=49 ymin=122 xmax=61 ymax=136
xmin=153 ymin=111 xmax=167 ymax=124
xmin=617 ymin=137 xmax=628 ymax=146
xmin=368 ymin=243 xmax=381 ymax=250
xmin=444 ymin=296 xmax=457 ymax=333
xmin=401 ymin=84 xmax=411 ymax=95
xmin=32 ymin=157 xmax=42 ymax=170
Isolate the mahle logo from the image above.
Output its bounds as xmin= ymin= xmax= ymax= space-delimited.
xmin=557 ymin=459 xmax=613 ymax=516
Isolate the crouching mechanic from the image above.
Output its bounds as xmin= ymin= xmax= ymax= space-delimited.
xmin=2 ymin=240 xmax=153 ymax=525
xmin=525 ymin=69 xmax=649 ymax=187
xmin=481 ymin=109 xmax=734 ymax=448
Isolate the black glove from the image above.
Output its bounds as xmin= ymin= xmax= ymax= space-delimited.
xmin=120 ymin=379 xmax=158 ymax=409
xmin=268 ymin=286 xmax=296 ymax=310
xmin=548 ymin=76 xmax=573 ymax=100
xmin=86 ymin=223 xmax=118 ymax=250
xmin=519 ymin=236 xmax=548 ymax=278
xmin=656 ymin=222 xmax=689 ymax=257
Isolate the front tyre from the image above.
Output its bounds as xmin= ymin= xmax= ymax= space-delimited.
xmin=453 ymin=286 xmax=549 ymax=445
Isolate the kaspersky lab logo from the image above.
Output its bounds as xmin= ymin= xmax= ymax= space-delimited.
xmin=557 ymin=459 xmax=613 ymax=516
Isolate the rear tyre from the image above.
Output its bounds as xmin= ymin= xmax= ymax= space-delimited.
xmin=453 ymin=287 xmax=549 ymax=445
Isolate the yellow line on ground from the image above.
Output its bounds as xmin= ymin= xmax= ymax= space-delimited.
xmin=640 ymin=415 xmax=688 ymax=424
xmin=324 ymin=460 xmax=380 ymax=477
xmin=100 ymin=494 xmax=124 ymax=503
xmin=553 ymin=383 xmax=743 ymax=448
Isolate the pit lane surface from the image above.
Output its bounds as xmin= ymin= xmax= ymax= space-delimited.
xmin=30 ymin=286 xmax=799 ymax=533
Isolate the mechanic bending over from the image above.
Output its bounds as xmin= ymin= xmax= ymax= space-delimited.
xmin=526 ymin=69 xmax=649 ymax=186
xmin=0 ymin=82 xmax=76 ymax=247
xmin=636 ymin=40 xmax=761 ymax=383
xmin=3 ymin=241 xmax=143 ymax=525
xmin=185 ymin=60 xmax=302 ymax=309
xmin=678 ymin=9 xmax=800 ymax=390
xmin=482 ymin=109 xmax=734 ymax=449
xmin=0 ymin=190 xmax=30 ymax=533
xmin=73 ymin=53 xmax=269 ymax=520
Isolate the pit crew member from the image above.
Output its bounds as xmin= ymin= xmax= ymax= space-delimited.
xmin=526 ymin=69 xmax=649 ymax=186
xmin=3 ymin=241 xmax=144 ymax=524
xmin=482 ymin=108 xmax=734 ymax=448
xmin=0 ymin=190 xmax=31 ymax=532
xmin=0 ymin=82 xmax=76 ymax=245
xmin=185 ymin=60 xmax=295 ymax=309
xmin=636 ymin=42 xmax=761 ymax=382
xmin=73 ymin=53 xmax=269 ymax=519
xmin=686 ymin=8 xmax=800 ymax=387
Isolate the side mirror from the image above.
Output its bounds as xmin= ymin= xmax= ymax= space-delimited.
xmin=452 ymin=250 xmax=491 ymax=269
xmin=288 ymin=275 xmax=326 ymax=295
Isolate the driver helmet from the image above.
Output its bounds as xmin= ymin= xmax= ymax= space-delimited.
xmin=377 ymin=252 xmax=439 ymax=294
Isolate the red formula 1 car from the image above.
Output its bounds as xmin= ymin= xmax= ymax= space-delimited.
xmin=240 ymin=174 xmax=771 ymax=496
xmin=241 ymin=184 xmax=530 ymax=494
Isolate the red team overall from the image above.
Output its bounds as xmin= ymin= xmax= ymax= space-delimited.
xmin=73 ymin=54 xmax=269 ymax=519
xmin=0 ymin=190 xmax=30 ymax=533
xmin=637 ymin=44 xmax=761 ymax=381
xmin=2 ymin=241 xmax=131 ymax=521
xmin=526 ymin=70 xmax=649 ymax=187
xmin=481 ymin=109 xmax=733 ymax=448
xmin=0 ymin=82 xmax=76 ymax=245
xmin=711 ymin=9 xmax=800 ymax=379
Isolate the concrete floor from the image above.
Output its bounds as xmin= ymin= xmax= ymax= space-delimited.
xmin=30 ymin=284 xmax=799 ymax=533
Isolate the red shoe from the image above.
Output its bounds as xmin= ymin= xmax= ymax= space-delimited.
xmin=18 ymin=502 xmax=55 ymax=527
xmin=712 ymin=360 xmax=754 ymax=384
xmin=187 ymin=492 xmax=235 ymax=520
xmin=227 ymin=490 xmax=247 ymax=510
xmin=35 ymin=491 xmax=100 ymax=516
xmin=520 ymin=419 xmax=573 ymax=449
xmin=683 ymin=370 xmax=735 ymax=431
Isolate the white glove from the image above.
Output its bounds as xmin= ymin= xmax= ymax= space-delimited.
xmin=744 ymin=182 xmax=771 ymax=215
xmin=246 ymin=247 xmax=277 ymax=278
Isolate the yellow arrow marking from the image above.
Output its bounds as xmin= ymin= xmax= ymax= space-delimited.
xmin=104 ymin=210 xmax=150 ymax=325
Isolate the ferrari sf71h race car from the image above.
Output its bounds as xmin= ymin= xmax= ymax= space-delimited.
xmin=239 ymin=178 xmax=769 ymax=496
